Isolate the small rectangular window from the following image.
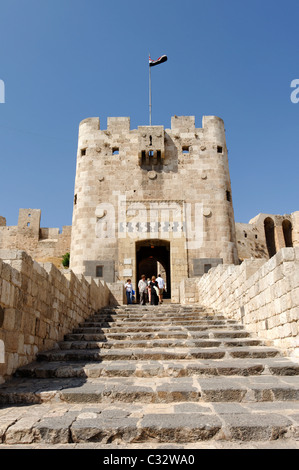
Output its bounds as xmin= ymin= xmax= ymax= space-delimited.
xmin=96 ymin=265 xmax=103 ymax=277
xmin=204 ymin=264 xmax=212 ymax=273
xmin=182 ymin=146 xmax=190 ymax=154
xmin=112 ymin=147 xmax=119 ymax=155
xmin=149 ymin=150 xmax=154 ymax=157
xmin=81 ymin=148 xmax=86 ymax=156
xmin=217 ymin=146 xmax=223 ymax=153
xmin=226 ymin=190 xmax=231 ymax=202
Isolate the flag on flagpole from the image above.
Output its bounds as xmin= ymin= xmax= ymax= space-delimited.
xmin=149 ymin=54 xmax=168 ymax=67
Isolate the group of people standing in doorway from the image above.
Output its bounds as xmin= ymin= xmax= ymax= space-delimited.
xmin=125 ymin=274 xmax=166 ymax=306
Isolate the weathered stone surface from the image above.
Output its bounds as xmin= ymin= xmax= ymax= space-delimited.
xmin=5 ymin=415 xmax=41 ymax=444
xmin=1 ymin=304 xmax=299 ymax=447
xmin=0 ymin=251 xmax=110 ymax=384
xmin=71 ymin=415 xmax=140 ymax=443
xmin=188 ymin=247 xmax=299 ymax=358
xmin=34 ymin=412 xmax=77 ymax=444
xmin=173 ymin=403 xmax=210 ymax=413
xmin=138 ymin=413 xmax=222 ymax=442
xmin=221 ymin=413 xmax=293 ymax=441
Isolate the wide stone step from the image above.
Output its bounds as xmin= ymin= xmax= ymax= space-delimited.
xmin=36 ymin=346 xmax=280 ymax=363
xmin=15 ymin=357 xmax=299 ymax=379
xmin=92 ymin=310 xmax=226 ymax=316
xmin=65 ymin=330 xmax=252 ymax=342
xmin=37 ymin=348 xmax=226 ymax=362
xmin=106 ymin=307 xmax=213 ymax=313
xmin=86 ymin=318 xmax=230 ymax=326
xmin=59 ymin=339 xmax=222 ymax=350
xmin=65 ymin=331 xmax=190 ymax=341
xmin=90 ymin=314 xmax=233 ymax=322
xmin=105 ymin=329 xmax=250 ymax=338
xmin=58 ymin=338 xmax=263 ymax=350
xmin=72 ymin=325 xmax=246 ymax=334
xmin=1 ymin=401 xmax=298 ymax=445
xmin=81 ymin=318 xmax=232 ymax=325
xmin=95 ymin=312 xmax=229 ymax=318
xmin=77 ymin=322 xmax=236 ymax=331
xmin=1 ymin=376 xmax=299 ymax=406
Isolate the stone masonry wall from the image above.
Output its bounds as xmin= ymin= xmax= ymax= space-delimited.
xmin=181 ymin=248 xmax=299 ymax=358
xmin=0 ymin=250 xmax=110 ymax=384
xmin=70 ymin=115 xmax=239 ymax=301
xmin=1 ymin=207 xmax=298 ymax=277
xmin=0 ymin=209 xmax=71 ymax=269
xmin=235 ymin=211 xmax=299 ymax=261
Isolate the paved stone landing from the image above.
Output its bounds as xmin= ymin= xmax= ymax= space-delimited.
xmin=0 ymin=305 xmax=299 ymax=448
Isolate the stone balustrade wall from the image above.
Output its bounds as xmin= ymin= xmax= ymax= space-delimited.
xmin=0 ymin=250 xmax=110 ymax=383
xmin=181 ymin=248 xmax=299 ymax=358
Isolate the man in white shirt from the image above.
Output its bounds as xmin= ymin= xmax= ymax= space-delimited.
xmin=156 ymin=274 xmax=165 ymax=304
xmin=138 ymin=274 xmax=147 ymax=305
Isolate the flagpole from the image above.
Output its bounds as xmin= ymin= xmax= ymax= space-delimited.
xmin=148 ymin=53 xmax=167 ymax=125
xmin=149 ymin=55 xmax=152 ymax=126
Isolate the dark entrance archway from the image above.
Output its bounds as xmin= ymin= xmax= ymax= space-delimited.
xmin=264 ymin=217 xmax=276 ymax=258
xmin=136 ymin=239 xmax=171 ymax=299
xmin=282 ymin=219 xmax=293 ymax=247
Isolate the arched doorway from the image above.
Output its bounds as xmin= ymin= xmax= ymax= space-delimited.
xmin=136 ymin=239 xmax=171 ymax=299
xmin=264 ymin=217 xmax=276 ymax=258
xmin=282 ymin=219 xmax=293 ymax=247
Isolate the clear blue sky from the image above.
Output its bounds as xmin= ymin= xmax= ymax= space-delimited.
xmin=0 ymin=0 xmax=298 ymax=229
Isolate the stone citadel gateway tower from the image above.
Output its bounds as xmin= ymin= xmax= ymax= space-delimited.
xmin=70 ymin=115 xmax=239 ymax=302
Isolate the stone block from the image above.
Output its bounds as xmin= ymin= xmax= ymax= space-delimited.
xmin=278 ymin=248 xmax=296 ymax=263
xmin=0 ymin=280 xmax=11 ymax=306
xmin=2 ymin=309 xmax=15 ymax=331
xmin=0 ymin=250 xmax=19 ymax=260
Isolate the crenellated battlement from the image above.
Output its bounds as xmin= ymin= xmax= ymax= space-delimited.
xmin=76 ymin=115 xmax=227 ymax=168
xmin=0 ymin=209 xmax=71 ymax=267
xmin=78 ymin=114 xmax=224 ymax=133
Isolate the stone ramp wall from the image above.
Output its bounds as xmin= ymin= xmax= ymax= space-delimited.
xmin=0 ymin=250 xmax=110 ymax=384
xmin=181 ymin=247 xmax=299 ymax=358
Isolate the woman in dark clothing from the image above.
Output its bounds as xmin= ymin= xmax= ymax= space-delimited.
xmin=149 ymin=276 xmax=159 ymax=305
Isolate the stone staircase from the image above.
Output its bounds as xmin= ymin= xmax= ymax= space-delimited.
xmin=0 ymin=304 xmax=299 ymax=448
